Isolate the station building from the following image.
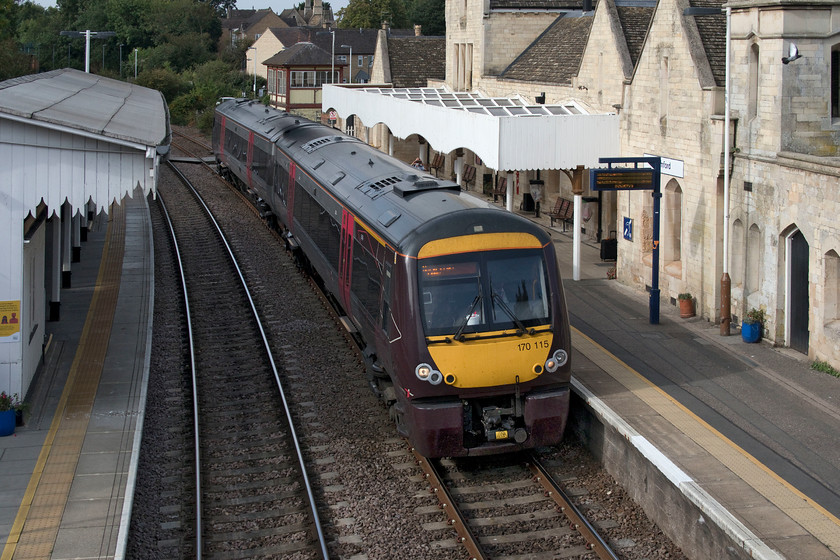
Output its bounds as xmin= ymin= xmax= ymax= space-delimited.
xmin=0 ymin=68 xmax=170 ymax=400
xmin=320 ymin=0 xmax=840 ymax=368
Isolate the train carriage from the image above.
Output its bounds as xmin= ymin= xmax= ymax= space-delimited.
xmin=213 ymin=98 xmax=572 ymax=457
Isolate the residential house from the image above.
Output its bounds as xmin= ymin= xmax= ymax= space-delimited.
xmin=253 ymin=28 xmax=383 ymax=84
xmin=221 ymin=8 xmax=286 ymax=51
xmin=278 ymin=0 xmax=334 ymax=28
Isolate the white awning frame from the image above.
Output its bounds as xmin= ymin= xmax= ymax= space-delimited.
xmin=323 ymin=85 xmax=620 ymax=171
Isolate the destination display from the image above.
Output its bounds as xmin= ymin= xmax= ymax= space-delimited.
xmin=590 ymin=168 xmax=656 ymax=191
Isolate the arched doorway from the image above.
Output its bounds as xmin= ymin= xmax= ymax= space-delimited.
xmin=787 ymin=229 xmax=810 ymax=354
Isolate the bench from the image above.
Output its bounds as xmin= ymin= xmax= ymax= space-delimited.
xmin=428 ymin=153 xmax=445 ymax=177
xmin=548 ymin=197 xmax=574 ymax=230
xmin=493 ymin=176 xmax=507 ymax=203
xmin=462 ymin=164 xmax=476 ymax=189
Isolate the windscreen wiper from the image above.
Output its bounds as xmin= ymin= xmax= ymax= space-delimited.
xmin=492 ymin=292 xmax=533 ymax=335
xmin=454 ymin=294 xmax=482 ymax=341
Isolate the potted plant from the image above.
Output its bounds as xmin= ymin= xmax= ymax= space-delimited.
xmin=742 ymin=308 xmax=765 ymax=343
xmin=0 ymin=391 xmax=23 ymax=437
xmin=678 ymin=293 xmax=695 ymax=318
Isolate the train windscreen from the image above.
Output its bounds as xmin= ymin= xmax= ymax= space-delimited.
xmin=419 ymin=249 xmax=550 ymax=337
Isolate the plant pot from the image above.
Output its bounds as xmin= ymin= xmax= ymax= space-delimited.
xmin=679 ymin=298 xmax=695 ymax=318
xmin=741 ymin=322 xmax=761 ymax=343
xmin=0 ymin=409 xmax=15 ymax=437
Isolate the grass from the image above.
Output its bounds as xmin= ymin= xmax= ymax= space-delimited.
xmin=811 ymin=360 xmax=840 ymax=378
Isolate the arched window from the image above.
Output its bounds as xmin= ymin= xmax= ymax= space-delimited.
xmin=748 ymin=44 xmax=759 ymax=120
xmin=731 ymin=219 xmax=745 ymax=289
xmin=663 ymin=179 xmax=682 ymax=263
xmin=746 ymin=223 xmax=762 ymax=295
xmin=825 ymin=250 xmax=840 ymax=324
xmin=832 ymin=44 xmax=840 ymax=120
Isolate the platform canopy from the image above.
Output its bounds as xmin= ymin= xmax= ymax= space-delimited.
xmin=0 ymin=68 xmax=171 ymax=220
xmin=322 ymin=85 xmax=619 ymax=171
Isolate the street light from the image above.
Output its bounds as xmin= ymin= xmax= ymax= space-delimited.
xmin=248 ymin=46 xmax=257 ymax=96
xmin=341 ymin=44 xmax=352 ymax=83
xmin=134 ymin=47 xmax=138 ymax=78
xmin=59 ymin=30 xmax=115 ymax=73
xmin=119 ymin=44 xmax=124 ymax=77
xmin=684 ymin=5 xmax=731 ymax=335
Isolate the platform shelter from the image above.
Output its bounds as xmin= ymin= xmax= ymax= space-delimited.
xmin=0 ymin=68 xmax=170 ymax=400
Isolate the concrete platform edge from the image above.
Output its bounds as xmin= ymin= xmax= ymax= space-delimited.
xmin=114 ymin=192 xmax=154 ymax=559
xmin=570 ymin=378 xmax=784 ymax=560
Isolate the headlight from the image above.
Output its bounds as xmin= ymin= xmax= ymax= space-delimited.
xmin=416 ymin=363 xmax=443 ymax=384
xmin=545 ymin=349 xmax=569 ymax=372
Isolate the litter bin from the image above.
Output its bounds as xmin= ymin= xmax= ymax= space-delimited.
xmin=522 ymin=192 xmax=535 ymax=212
xmin=600 ymin=232 xmax=617 ymax=261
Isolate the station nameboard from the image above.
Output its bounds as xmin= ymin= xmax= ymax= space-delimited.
xmin=589 ymin=156 xmax=661 ymax=191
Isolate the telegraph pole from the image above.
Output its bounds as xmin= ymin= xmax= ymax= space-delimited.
xmin=60 ymin=30 xmax=116 ymax=73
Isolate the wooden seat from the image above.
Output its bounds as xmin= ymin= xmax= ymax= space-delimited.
xmin=548 ymin=197 xmax=574 ymax=230
xmin=462 ymin=164 xmax=476 ymax=189
xmin=493 ymin=176 xmax=507 ymax=203
xmin=428 ymin=153 xmax=445 ymax=177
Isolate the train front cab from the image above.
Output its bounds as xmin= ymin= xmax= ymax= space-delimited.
xmin=402 ymin=231 xmax=571 ymax=458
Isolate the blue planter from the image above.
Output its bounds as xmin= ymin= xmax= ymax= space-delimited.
xmin=0 ymin=410 xmax=15 ymax=437
xmin=741 ymin=322 xmax=761 ymax=343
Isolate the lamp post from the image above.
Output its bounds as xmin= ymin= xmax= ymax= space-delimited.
xmin=248 ymin=46 xmax=257 ymax=96
xmin=341 ymin=44 xmax=352 ymax=83
xmin=134 ymin=47 xmax=138 ymax=78
xmin=59 ymin=30 xmax=115 ymax=73
xmin=684 ymin=5 xmax=731 ymax=335
xmin=318 ymin=30 xmax=336 ymax=83
xmin=119 ymin=44 xmax=124 ymax=77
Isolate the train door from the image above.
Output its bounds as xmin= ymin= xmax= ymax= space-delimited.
xmin=246 ymin=131 xmax=254 ymax=188
xmin=338 ymin=209 xmax=354 ymax=311
xmin=215 ymin=116 xmax=226 ymax=163
xmin=287 ymin=162 xmax=296 ymax=227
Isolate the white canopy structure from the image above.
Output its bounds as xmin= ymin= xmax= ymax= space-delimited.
xmin=0 ymin=68 xmax=169 ymax=399
xmin=322 ymin=85 xmax=619 ymax=171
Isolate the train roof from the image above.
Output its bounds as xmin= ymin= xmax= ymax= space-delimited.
xmin=216 ymin=99 xmax=550 ymax=255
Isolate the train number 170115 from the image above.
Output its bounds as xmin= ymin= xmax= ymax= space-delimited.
xmin=518 ymin=340 xmax=550 ymax=352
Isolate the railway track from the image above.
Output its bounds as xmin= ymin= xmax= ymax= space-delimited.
xmin=157 ymin=161 xmax=328 ymax=558
xmin=412 ymin=448 xmax=619 ymax=559
xmin=127 ymin=125 xmax=687 ymax=560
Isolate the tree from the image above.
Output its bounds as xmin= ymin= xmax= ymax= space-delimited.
xmin=339 ymin=0 xmax=408 ymax=29
xmin=407 ymin=0 xmax=444 ymax=36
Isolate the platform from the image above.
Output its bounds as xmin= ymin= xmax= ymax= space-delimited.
xmin=0 ymin=189 xmax=151 ymax=560
xmin=1 ymin=186 xmax=838 ymax=560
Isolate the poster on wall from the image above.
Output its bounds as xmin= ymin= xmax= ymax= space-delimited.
xmin=0 ymin=301 xmax=21 ymax=342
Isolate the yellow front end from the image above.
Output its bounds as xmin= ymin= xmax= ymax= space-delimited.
xmin=426 ymin=330 xmax=554 ymax=388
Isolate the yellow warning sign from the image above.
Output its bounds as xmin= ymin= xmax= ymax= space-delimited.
xmin=0 ymin=301 xmax=21 ymax=339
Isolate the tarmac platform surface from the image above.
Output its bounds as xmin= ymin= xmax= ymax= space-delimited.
xmin=1 ymin=187 xmax=838 ymax=559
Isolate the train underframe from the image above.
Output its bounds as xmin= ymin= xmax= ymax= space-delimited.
xmin=370 ymin=370 xmax=569 ymax=458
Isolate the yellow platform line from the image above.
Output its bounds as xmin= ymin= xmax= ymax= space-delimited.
xmin=571 ymin=326 xmax=840 ymax=552
xmin=2 ymin=204 xmax=126 ymax=560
